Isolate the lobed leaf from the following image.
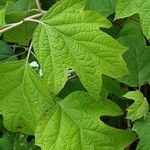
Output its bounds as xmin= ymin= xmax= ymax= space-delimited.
xmin=116 ymin=0 xmax=150 ymax=38
xmin=0 ymin=60 xmax=54 ymax=134
xmin=33 ymin=0 xmax=128 ymax=98
xmin=118 ymin=19 xmax=150 ymax=86
xmin=133 ymin=115 xmax=150 ymax=150
xmin=35 ymin=91 xmax=136 ymax=150
xmin=123 ymin=91 xmax=149 ymax=122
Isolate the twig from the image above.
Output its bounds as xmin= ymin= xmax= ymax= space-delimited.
xmin=24 ymin=18 xmax=42 ymax=24
xmin=0 ymin=21 xmax=24 ymax=33
xmin=0 ymin=12 xmax=44 ymax=34
xmin=26 ymin=42 xmax=33 ymax=64
xmin=36 ymin=0 xmax=42 ymax=12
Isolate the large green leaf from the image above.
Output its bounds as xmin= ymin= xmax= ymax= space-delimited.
xmin=33 ymin=0 xmax=128 ymax=98
xmin=35 ymin=91 xmax=136 ymax=150
xmin=133 ymin=115 xmax=150 ymax=150
xmin=115 ymin=0 xmax=150 ymax=38
xmin=118 ymin=19 xmax=150 ymax=86
xmin=0 ymin=60 xmax=53 ymax=134
xmin=85 ymin=0 xmax=116 ymax=16
xmin=123 ymin=91 xmax=149 ymax=122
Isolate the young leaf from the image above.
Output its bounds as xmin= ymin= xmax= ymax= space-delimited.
xmin=35 ymin=91 xmax=136 ymax=150
xmin=115 ymin=0 xmax=150 ymax=38
xmin=0 ymin=60 xmax=54 ymax=134
xmin=85 ymin=0 xmax=116 ymax=17
xmin=123 ymin=91 xmax=149 ymax=122
xmin=33 ymin=0 xmax=128 ymax=98
xmin=133 ymin=115 xmax=150 ymax=150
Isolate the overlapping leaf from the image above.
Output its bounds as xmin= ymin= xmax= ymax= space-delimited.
xmin=35 ymin=91 xmax=136 ymax=150
xmin=6 ymin=0 xmax=36 ymax=15
xmin=85 ymin=0 xmax=116 ymax=16
xmin=33 ymin=0 xmax=128 ymax=98
xmin=123 ymin=91 xmax=149 ymax=122
xmin=101 ymin=75 xmax=127 ymax=98
xmin=133 ymin=115 xmax=150 ymax=150
xmin=0 ymin=60 xmax=53 ymax=134
xmin=0 ymin=0 xmax=37 ymax=26
xmin=4 ymin=22 xmax=37 ymax=46
xmin=118 ymin=19 xmax=150 ymax=86
xmin=116 ymin=0 xmax=150 ymax=38
xmin=0 ymin=40 xmax=16 ymax=61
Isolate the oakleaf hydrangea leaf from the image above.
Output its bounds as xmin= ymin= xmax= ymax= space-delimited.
xmin=123 ymin=91 xmax=149 ymax=122
xmin=133 ymin=115 xmax=150 ymax=150
xmin=35 ymin=91 xmax=136 ymax=150
xmin=0 ymin=60 xmax=54 ymax=134
xmin=33 ymin=0 xmax=128 ymax=98
xmin=85 ymin=0 xmax=116 ymax=17
xmin=118 ymin=19 xmax=150 ymax=86
xmin=4 ymin=22 xmax=37 ymax=46
xmin=6 ymin=0 xmax=36 ymax=15
xmin=115 ymin=0 xmax=150 ymax=38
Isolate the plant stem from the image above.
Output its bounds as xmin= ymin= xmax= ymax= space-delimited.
xmin=26 ymin=42 xmax=33 ymax=64
xmin=24 ymin=18 xmax=42 ymax=24
xmin=0 ymin=12 xmax=44 ymax=34
xmin=36 ymin=0 xmax=42 ymax=12
xmin=0 ymin=21 xmax=24 ymax=34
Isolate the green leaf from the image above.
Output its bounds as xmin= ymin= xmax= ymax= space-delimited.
xmin=33 ymin=0 xmax=128 ymax=98
xmin=35 ymin=91 xmax=136 ymax=150
xmin=101 ymin=75 xmax=127 ymax=98
xmin=118 ymin=19 xmax=150 ymax=86
xmin=133 ymin=115 xmax=150 ymax=150
xmin=4 ymin=0 xmax=37 ymax=24
xmin=123 ymin=91 xmax=149 ymax=122
xmin=6 ymin=0 xmax=36 ymax=14
xmin=4 ymin=22 xmax=37 ymax=46
xmin=119 ymin=17 xmax=142 ymax=37
xmin=115 ymin=0 xmax=150 ymax=38
xmin=0 ymin=117 xmax=13 ymax=150
xmin=0 ymin=40 xmax=16 ymax=61
xmin=85 ymin=0 xmax=116 ymax=17
xmin=0 ymin=60 xmax=54 ymax=134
